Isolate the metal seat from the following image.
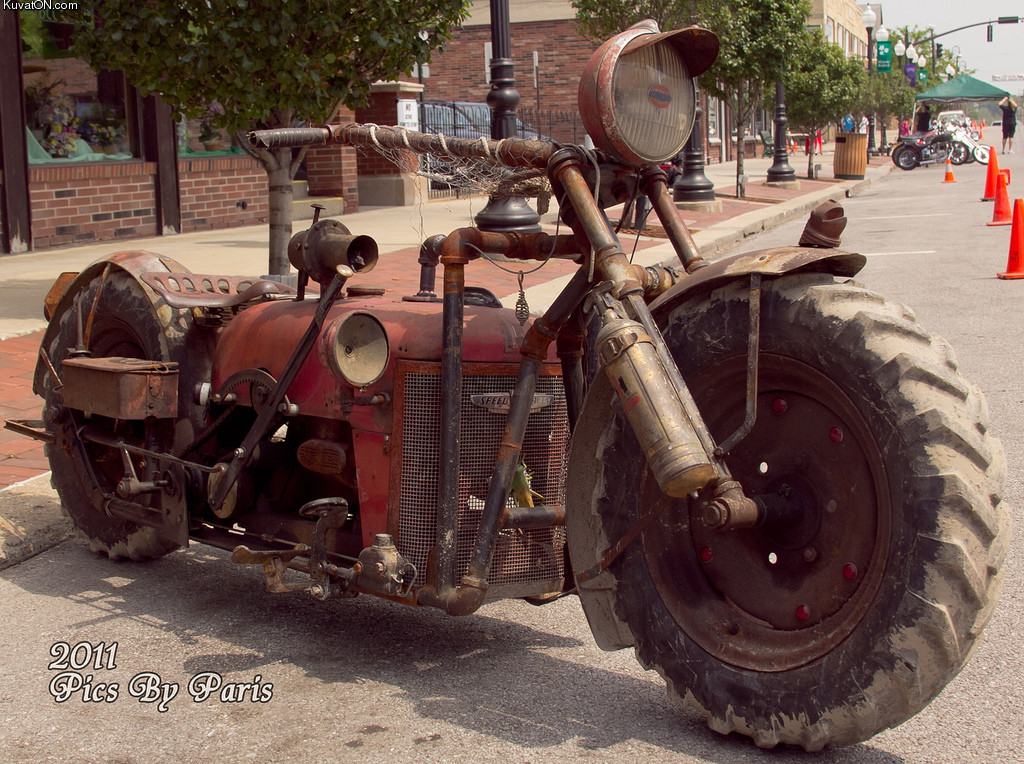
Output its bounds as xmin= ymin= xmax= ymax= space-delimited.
xmin=141 ymin=272 xmax=296 ymax=309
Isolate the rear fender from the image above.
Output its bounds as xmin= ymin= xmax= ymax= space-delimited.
xmin=566 ymin=245 xmax=865 ymax=651
xmin=32 ymin=250 xmax=192 ymax=397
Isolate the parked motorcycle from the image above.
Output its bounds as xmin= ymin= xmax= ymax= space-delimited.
xmin=891 ymin=128 xmax=954 ymax=170
xmin=948 ymin=124 xmax=990 ymax=165
xmin=6 ymin=20 xmax=1007 ymax=752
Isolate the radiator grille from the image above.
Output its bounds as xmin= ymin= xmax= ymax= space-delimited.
xmin=398 ymin=365 xmax=568 ymax=592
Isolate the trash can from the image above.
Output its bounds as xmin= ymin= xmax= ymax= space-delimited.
xmin=833 ymin=132 xmax=868 ymax=180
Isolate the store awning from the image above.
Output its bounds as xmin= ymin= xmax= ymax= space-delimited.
xmin=916 ymin=75 xmax=1010 ymax=103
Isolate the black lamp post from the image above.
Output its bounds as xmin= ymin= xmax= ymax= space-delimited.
xmin=863 ymin=5 xmax=877 ymax=156
xmin=766 ymin=80 xmax=797 ymax=183
xmin=474 ymin=0 xmax=541 ymax=233
xmin=673 ymin=89 xmax=716 ymax=202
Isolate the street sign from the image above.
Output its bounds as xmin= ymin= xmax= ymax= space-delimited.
xmin=876 ymin=40 xmax=893 ymax=72
xmin=919 ymin=69 xmax=928 ymax=83
xmin=993 ymin=74 xmax=1024 ymax=81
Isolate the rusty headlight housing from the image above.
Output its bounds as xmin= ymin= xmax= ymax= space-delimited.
xmin=578 ymin=20 xmax=719 ymax=166
xmin=326 ymin=312 xmax=389 ymax=388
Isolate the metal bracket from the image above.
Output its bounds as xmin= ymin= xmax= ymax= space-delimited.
xmin=230 ymin=544 xmax=311 ymax=593
xmin=715 ymin=273 xmax=762 ymax=456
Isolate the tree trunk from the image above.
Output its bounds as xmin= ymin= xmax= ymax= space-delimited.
xmin=807 ymin=133 xmax=815 ymax=179
xmin=735 ymin=90 xmax=746 ymax=199
xmin=266 ymin=146 xmax=294 ymax=275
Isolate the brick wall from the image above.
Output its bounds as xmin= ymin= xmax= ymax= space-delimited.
xmin=305 ymin=106 xmax=359 ymax=213
xmin=178 ymin=156 xmax=268 ymax=233
xmin=425 ymin=20 xmax=598 ymax=115
xmin=354 ymin=87 xmax=420 ymax=177
xmin=29 ymin=162 xmax=157 ymax=249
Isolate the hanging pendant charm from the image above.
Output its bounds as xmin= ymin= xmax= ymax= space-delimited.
xmin=514 ymin=272 xmax=530 ymax=326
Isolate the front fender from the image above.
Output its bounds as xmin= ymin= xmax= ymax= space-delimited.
xmin=566 ymin=245 xmax=865 ymax=651
xmin=32 ymin=251 xmax=191 ymax=396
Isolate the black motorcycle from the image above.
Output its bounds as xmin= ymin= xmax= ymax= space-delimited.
xmin=890 ymin=129 xmax=953 ymax=170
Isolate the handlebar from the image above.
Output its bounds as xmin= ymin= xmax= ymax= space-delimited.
xmin=250 ymin=127 xmax=331 ymax=149
xmin=249 ymin=123 xmax=556 ymax=171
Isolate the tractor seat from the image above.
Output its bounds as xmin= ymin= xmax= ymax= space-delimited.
xmin=140 ymin=272 xmax=296 ymax=309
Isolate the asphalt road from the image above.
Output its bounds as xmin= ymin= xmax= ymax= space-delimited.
xmin=2 ymin=152 xmax=1022 ymax=763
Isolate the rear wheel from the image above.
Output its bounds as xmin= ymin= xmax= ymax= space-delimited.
xmin=892 ymin=145 xmax=918 ymax=170
xmin=950 ymin=142 xmax=970 ymax=165
xmin=43 ymin=272 xmax=185 ymax=560
xmin=589 ymin=274 xmax=1007 ymax=749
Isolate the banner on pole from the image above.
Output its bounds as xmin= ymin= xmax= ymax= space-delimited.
xmin=876 ymin=40 xmax=893 ymax=72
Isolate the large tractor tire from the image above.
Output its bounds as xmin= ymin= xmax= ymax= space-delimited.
xmin=588 ymin=273 xmax=1008 ymax=749
xmin=42 ymin=271 xmax=185 ymax=561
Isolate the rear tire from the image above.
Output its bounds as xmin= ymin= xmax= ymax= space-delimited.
xmin=589 ymin=274 xmax=1008 ymax=749
xmin=892 ymin=145 xmax=918 ymax=170
xmin=43 ymin=272 xmax=185 ymax=561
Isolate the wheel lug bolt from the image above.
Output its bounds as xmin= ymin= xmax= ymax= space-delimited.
xmin=699 ymin=546 xmax=714 ymax=563
xmin=829 ymin=425 xmax=844 ymax=443
xmin=771 ymin=397 xmax=788 ymax=414
xmin=843 ymin=562 xmax=858 ymax=581
xmin=802 ymin=547 xmax=818 ymax=563
xmin=795 ymin=604 xmax=811 ymax=622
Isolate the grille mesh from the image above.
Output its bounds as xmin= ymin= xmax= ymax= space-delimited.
xmin=398 ymin=366 xmax=568 ymax=590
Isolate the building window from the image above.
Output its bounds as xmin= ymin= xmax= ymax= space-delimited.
xmin=177 ymin=112 xmax=244 ymax=157
xmin=706 ymin=96 xmax=720 ymax=140
xmin=21 ymin=14 xmax=137 ymax=164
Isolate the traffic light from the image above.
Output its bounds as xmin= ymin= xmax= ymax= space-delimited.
xmin=936 ymin=43 xmax=944 ymax=57
xmin=987 ymin=24 xmax=994 ymax=42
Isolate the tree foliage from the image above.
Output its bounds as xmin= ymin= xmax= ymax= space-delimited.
xmin=69 ymin=0 xmax=471 ymax=273
xmin=781 ymin=31 xmax=864 ymax=176
xmin=572 ymin=0 xmax=697 ymax=41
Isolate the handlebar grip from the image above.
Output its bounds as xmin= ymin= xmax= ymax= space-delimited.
xmin=249 ymin=127 xmax=331 ymax=149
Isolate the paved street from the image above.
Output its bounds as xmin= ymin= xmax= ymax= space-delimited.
xmin=1 ymin=142 xmax=1022 ymax=762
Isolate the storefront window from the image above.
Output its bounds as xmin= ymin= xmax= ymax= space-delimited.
xmin=21 ymin=13 xmax=136 ymax=164
xmin=177 ymin=112 xmax=243 ymax=157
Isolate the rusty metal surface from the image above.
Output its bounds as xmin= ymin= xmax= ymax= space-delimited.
xmin=641 ymin=167 xmax=706 ymax=272
xmin=647 ymin=246 xmax=866 ymax=314
xmin=646 ymin=354 xmax=892 ymax=672
xmin=2 ymin=419 xmax=52 ymax=443
xmin=32 ymin=251 xmax=191 ymax=397
xmin=42 ymin=272 xmax=78 ymax=321
xmin=61 ymin=357 xmax=179 ymax=420
xmin=140 ymin=272 xmax=294 ymax=310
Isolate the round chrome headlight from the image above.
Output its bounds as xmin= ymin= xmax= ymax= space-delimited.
xmin=579 ymin=20 xmax=719 ymax=166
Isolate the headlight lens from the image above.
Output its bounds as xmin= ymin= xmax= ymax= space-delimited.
xmin=578 ymin=21 xmax=715 ymax=166
xmin=612 ymin=41 xmax=694 ymax=163
xmin=328 ymin=313 xmax=389 ymax=388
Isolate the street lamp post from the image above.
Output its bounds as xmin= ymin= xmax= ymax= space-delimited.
xmin=473 ymin=0 xmax=541 ymax=233
xmin=673 ymin=89 xmax=717 ymax=203
xmin=863 ymin=5 xmax=877 ymax=156
xmin=766 ymin=80 xmax=797 ymax=183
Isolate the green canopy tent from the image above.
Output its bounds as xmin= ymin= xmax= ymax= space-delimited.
xmin=916 ymin=74 xmax=1010 ymax=103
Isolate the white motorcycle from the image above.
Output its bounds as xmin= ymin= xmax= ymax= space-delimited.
xmin=947 ymin=123 xmax=990 ymax=165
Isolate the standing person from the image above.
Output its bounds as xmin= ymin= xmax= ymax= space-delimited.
xmin=914 ymin=103 xmax=932 ymax=134
xmin=858 ymin=114 xmax=868 ymax=134
xmin=900 ymin=118 xmax=910 ymax=137
xmin=999 ymin=96 xmax=1018 ymax=154
xmin=842 ymin=113 xmax=855 ymax=133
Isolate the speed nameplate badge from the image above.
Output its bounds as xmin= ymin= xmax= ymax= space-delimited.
xmin=470 ymin=393 xmax=553 ymax=415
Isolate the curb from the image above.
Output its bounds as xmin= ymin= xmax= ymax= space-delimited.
xmin=0 ymin=473 xmax=72 ymax=571
xmin=688 ymin=165 xmax=894 ymax=261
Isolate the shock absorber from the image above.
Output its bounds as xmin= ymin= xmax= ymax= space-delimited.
xmin=588 ymin=286 xmax=717 ymax=497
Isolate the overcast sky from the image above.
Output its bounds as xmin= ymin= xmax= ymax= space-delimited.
xmin=878 ymin=1 xmax=1024 ymax=88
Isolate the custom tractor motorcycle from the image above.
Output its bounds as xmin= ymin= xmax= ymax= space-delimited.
xmin=8 ymin=22 xmax=1008 ymax=750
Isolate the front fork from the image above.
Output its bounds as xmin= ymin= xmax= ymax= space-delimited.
xmin=419 ymin=148 xmax=758 ymax=614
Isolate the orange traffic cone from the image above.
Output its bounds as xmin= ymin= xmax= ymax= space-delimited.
xmin=997 ymin=199 xmax=1024 ymax=279
xmin=943 ymin=159 xmax=957 ymax=183
xmin=982 ymin=148 xmax=1001 ymax=201
xmin=988 ymin=172 xmax=1013 ymax=226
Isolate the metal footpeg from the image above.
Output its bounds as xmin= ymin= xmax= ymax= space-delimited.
xmin=231 ymin=544 xmax=310 ymax=593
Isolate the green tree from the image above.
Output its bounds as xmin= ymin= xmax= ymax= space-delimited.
xmin=70 ymin=1 xmax=470 ymax=274
xmin=574 ymin=0 xmax=810 ymax=198
xmin=700 ymin=0 xmax=810 ymax=196
xmin=860 ymin=72 xmax=915 ymax=148
xmin=781 ymin=31 xmax=865 ymax=178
